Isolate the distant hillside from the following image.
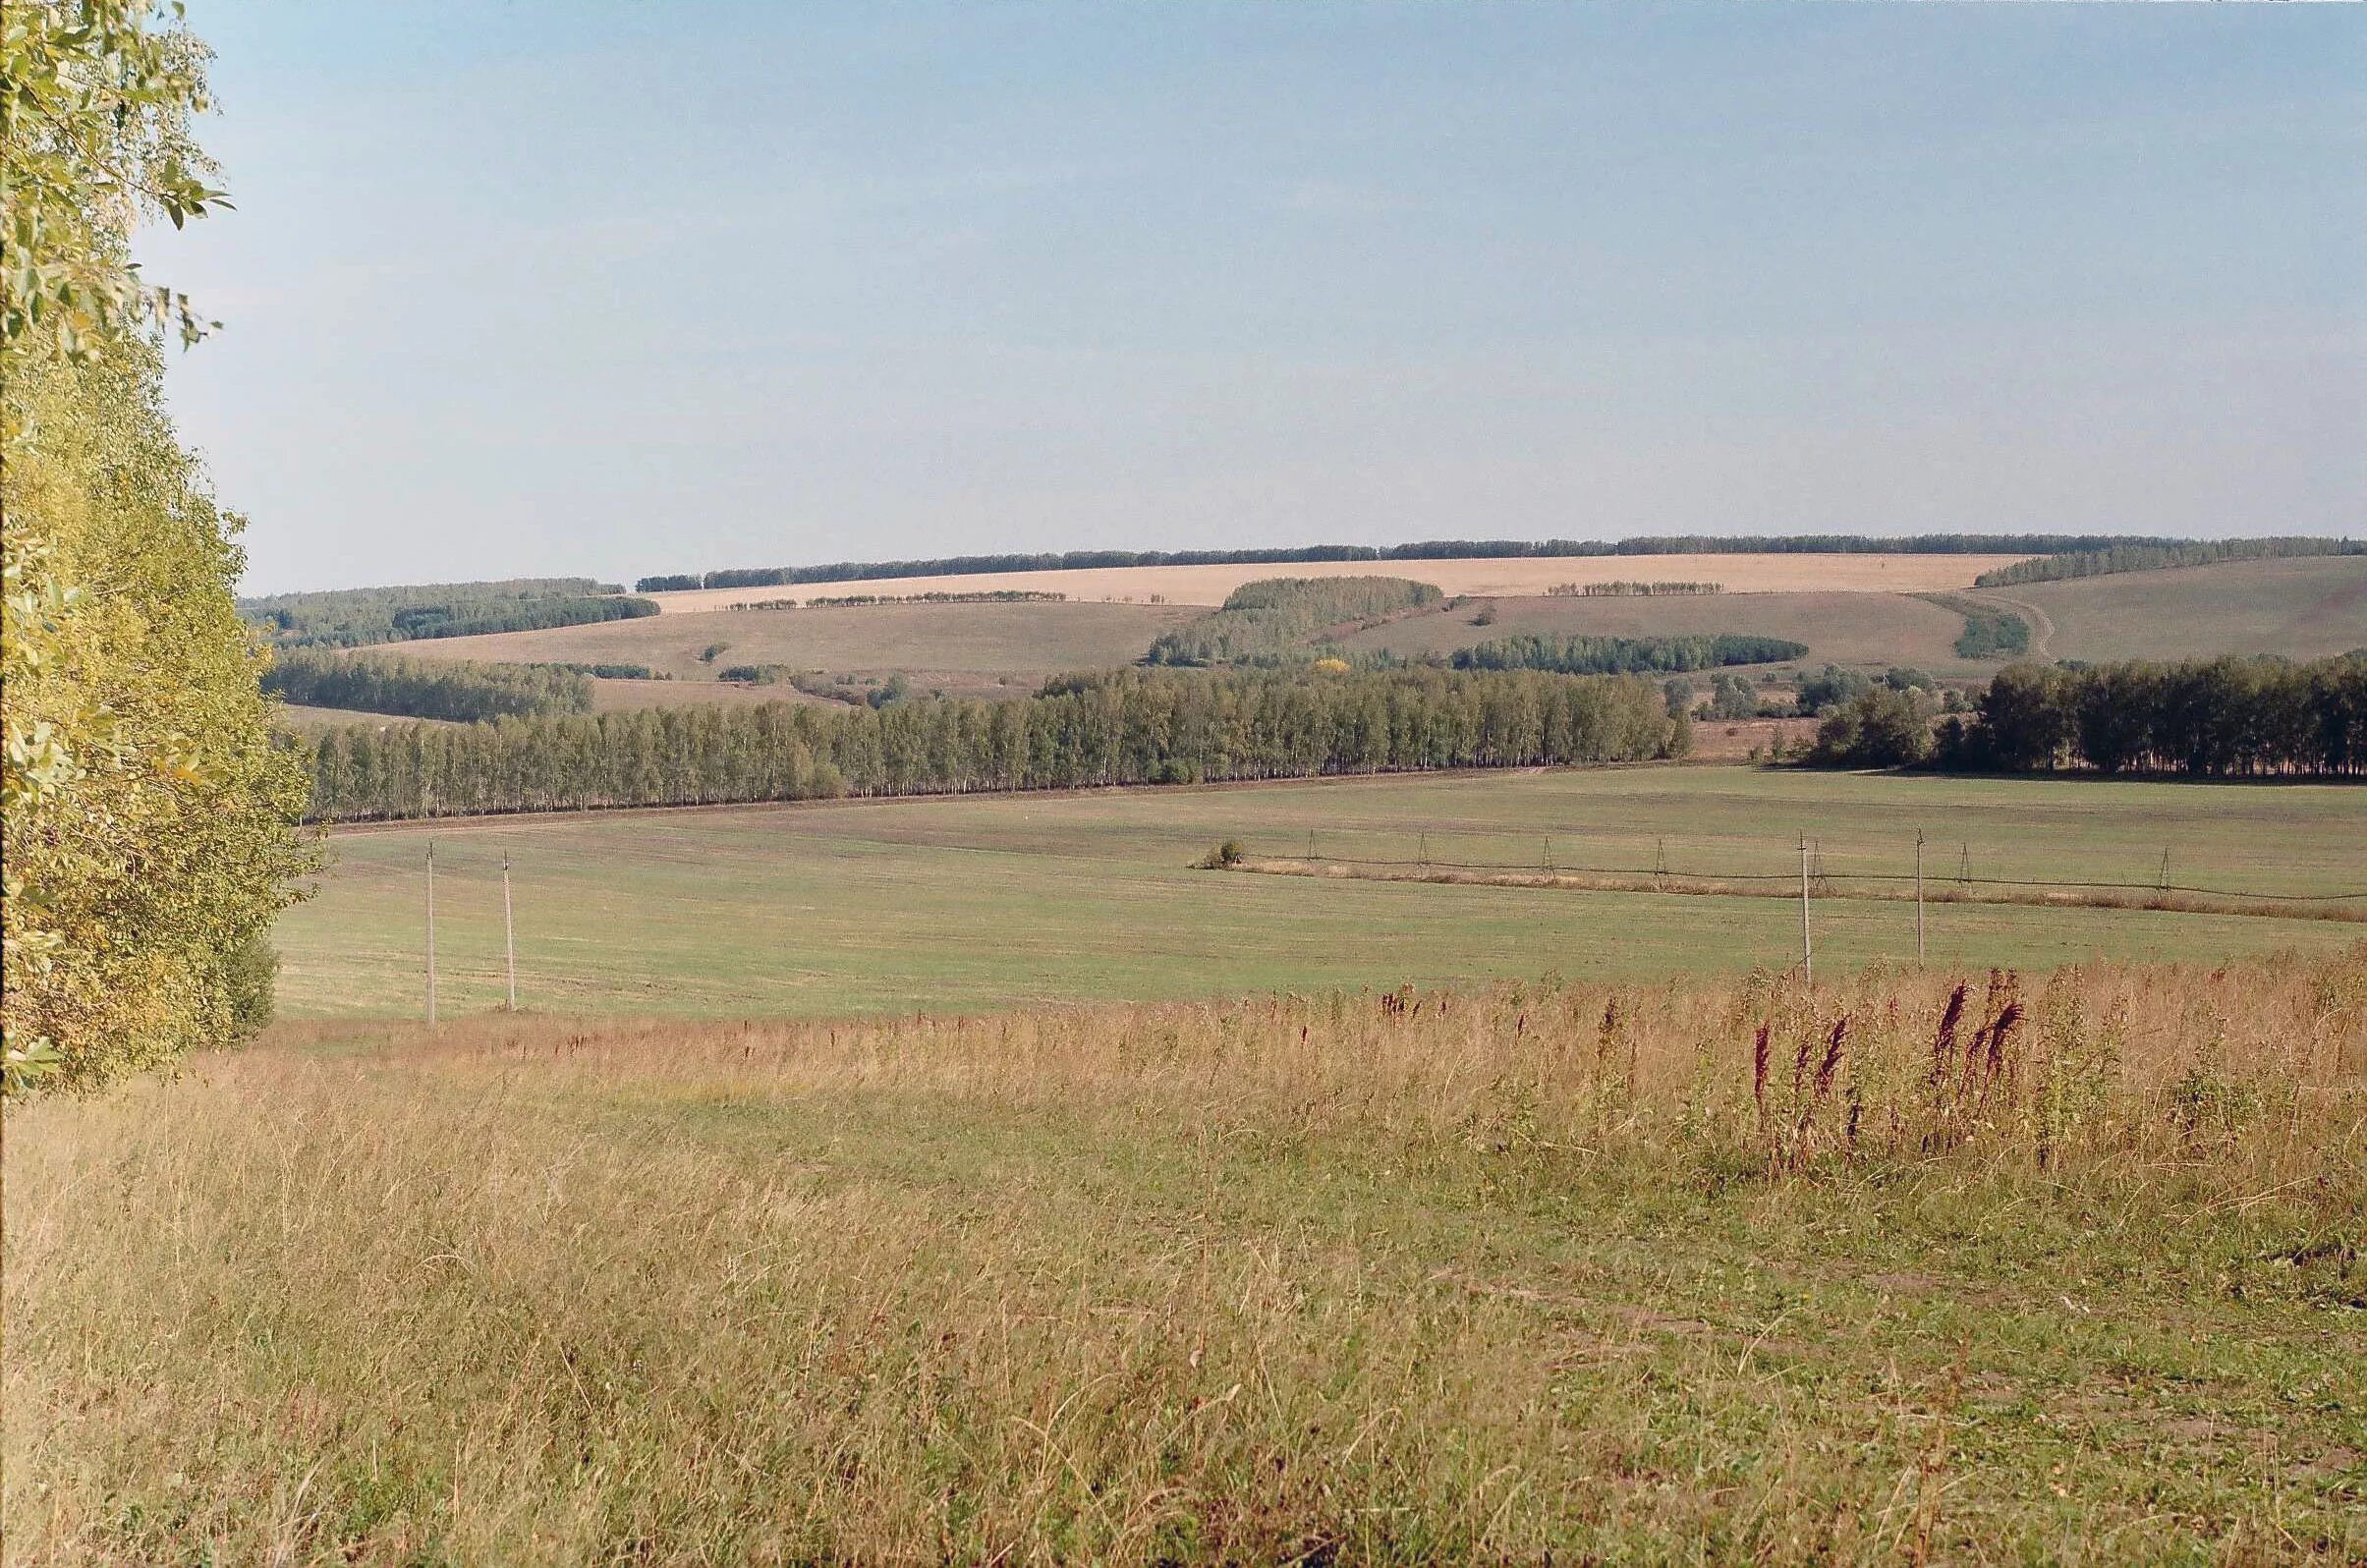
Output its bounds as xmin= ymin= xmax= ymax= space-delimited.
xmin=242 ymin=579 xmax=644 ymax=648
xmin=1974 ymin=535 xmax=2363 ymax=588
xmin=636 ymin=533 xmax=2162 ymax=593
xmin=2000 ymin=555 xmax=2367 ymax=663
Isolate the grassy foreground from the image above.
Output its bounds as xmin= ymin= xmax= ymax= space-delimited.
xmin=276 ymin=768 xmax=2367 ymax=1020
xmin=8 ymin=949 xmax=2363 ymax=1562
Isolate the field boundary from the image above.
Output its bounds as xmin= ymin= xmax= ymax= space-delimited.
xmin=1219 ymin=856 xmax=2367 ymax=924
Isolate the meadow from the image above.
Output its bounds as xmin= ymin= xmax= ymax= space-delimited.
xmin=2008 ymin=556 xmax=2367 ymax=664
xmin=272 ymin=767 xmax=2366 ymax=1021
xmin=9 ymin=950 xmax=2361 ymax=1561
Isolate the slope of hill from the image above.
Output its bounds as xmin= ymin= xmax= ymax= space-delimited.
xmin=1333 ymin=591 xmax=1978 ymax=675
xmin=404 ymin=599 xmax=1201 ymax=700
xmin=2005 ymin=555 xmax=2367 ymax=663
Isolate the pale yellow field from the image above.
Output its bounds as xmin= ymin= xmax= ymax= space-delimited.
xmin=643 ymin=553 xmax=2033 ymax=612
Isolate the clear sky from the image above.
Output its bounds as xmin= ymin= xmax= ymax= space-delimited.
xmin=141 ymin=2 xmax=2364 ymax=594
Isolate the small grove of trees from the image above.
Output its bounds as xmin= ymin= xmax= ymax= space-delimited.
xmin=1915 ymin=593 xmax=2031 ymax=658
xmin=1455 ymin=634 xmax=1807 ymax=678
xmin=1807 ymin=655 xmax=2367 ymax=776
xmin=1974 ymin=536 xmax=2365 ymax=588
xmin=1949 ymin=655 xmax=2367 ymax=777
xmin=239 ymin=578 xmax=634 ymax=645
xmin=1146 ymin=578 xmax=1444 ymax=666
xmin=263 ymin=648 xmax=594 ymax=721
xmin=301 ymin=666 xmax=1684 ymax=821
xmin=1548 ymin=581 xmax=1722 ymax=596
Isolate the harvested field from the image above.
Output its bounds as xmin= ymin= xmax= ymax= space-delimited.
xmin=272 ymin=703 xmax=458 ymax=733
xmin=405 ymin=598 xmax=1197 ymax=685
xmin=587 ymin=676 xmax=834 ymax=713
xmin=1334 ymin=590 xmax=1978 ymax=674
xmin=642 ymin=553 xmax=2032 ymax=613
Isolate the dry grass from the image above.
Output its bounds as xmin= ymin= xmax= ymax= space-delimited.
xmin=8 ymin=950 xmax=2364 ymax=1563
xmin=642 ymin=555 xmax=2031 ymax=614
xmin=1232 ymin=856 xmax=2367 ymax=924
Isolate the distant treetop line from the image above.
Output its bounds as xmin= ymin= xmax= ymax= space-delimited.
xmin=633 ymin=535 xmax=2181 ymax=594
xmin=1971 ymin=536 xmax=2365 ymax=588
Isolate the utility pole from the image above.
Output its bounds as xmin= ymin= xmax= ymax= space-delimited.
xmin=1914 ymin=828 xmax=1927 ymax=965
xmin=503 ymin=850 xmax=517 ymax=1012
xmin=1799 ymin=835 xmax=1814 ymax=987
xmin=425 ymin=840 xmax=437 ymax=1028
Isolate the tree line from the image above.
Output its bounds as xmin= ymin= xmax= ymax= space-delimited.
xmin=264 ymin=649 xmax=595 ymax=722
xmin=632 ymin=534 xmax=2185 ymax=594
xmin=239 ymin=577 xmax=632 ymax=645
xmin=1972 ymin=537 xmax=2364 ymax=588
xmin=1450 ymin=633 xmax=1807 ymax=677
xmin=1146 ymin=577 xmax=1443 ymax=666
xmin=299 ymin=666 xmax=1683 ymax=821
xmin=1807 ymin=654 xmax=2367 ymax=776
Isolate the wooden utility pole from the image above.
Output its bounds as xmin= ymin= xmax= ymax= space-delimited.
xmin=1799 ymin=836 xmax=1814 ymax=986
xmin=1914 ymin=829 xmax=1927 ymax=965
xmin=425 ymin=841 xmax=437 ymax=1027
xmin=503 ymin=851 xmax=517 ymax=1011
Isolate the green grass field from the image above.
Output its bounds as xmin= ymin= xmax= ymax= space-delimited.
xmin=277 ymin=766 xmax=2365 ymax=1021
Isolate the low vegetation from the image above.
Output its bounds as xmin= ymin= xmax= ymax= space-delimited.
xmin=299 ymin=666 xmax=1678 ymax=820
xmin=263 ymin=648 xmax=594 ymax=722
xmin=1450 ymin=632 xmax=1805 ymax=676
xmin=1145 ymin=576 xmax=1444 ymax=666
xmin=1975 ymin=535 xmax=2366 ymax=588
xmin=11 ymin=950 xmax=2360 ymax=1560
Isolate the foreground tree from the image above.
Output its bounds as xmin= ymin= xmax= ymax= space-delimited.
xmin=3 ymin=1 xmax=312 ymax=1092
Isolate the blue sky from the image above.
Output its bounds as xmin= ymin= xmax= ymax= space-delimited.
xmin=141 ymin=3 xmax=2364 ymax=594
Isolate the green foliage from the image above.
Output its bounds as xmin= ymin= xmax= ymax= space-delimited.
xmin=222 ymin=932 xmax=278 ymax=1041
xmin=1706 ymin=672 xmax=1761 ymax=721
xmin=1147 ymin=577 xmax=1444 ymax=667
xmin=1196 ymin=840 xmax=1245 ymax=869
xmin=240 ymin=581 xmax=647 ymax=647
xmin=264 ymin=648 xmax=593 ymax=722
xmin=1794 ymin=664 xmax=1876 ymax=714
xmin=1806 ymin=689 xmax=1936 ymax=768
xmin=1975 ymin=536 xmax=2366 ymax=588
xmin=1920 ymin=593 xmax=2033 ymax=658
xmin=1949 ymin=654 xmax=2367 ymax=777
xmin=301 ymin=667 xmax=1679 ymax=821
xmin=4 ymin=1 xmax=314 ymax=1092
xmin=1453 ymin=633 xmax=1805 ymax=677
